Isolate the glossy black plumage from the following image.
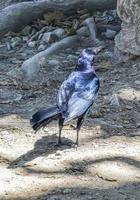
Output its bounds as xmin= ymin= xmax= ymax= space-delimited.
xmin=30 ymin=49 xmax=100 ymax=145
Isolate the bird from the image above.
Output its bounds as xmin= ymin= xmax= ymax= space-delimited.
xmin=30 ymin=48 xmax=100 ymax=146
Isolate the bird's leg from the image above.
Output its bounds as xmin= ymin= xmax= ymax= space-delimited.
xmin=58 ymin=117 xmax=64 ymax=145
xmin=75 ymin=116 xmax=84 ymax=146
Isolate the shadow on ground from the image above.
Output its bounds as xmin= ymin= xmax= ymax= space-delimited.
xmin=8 ymin=134 xmax=74 ymax=169
xmin=4 ymin=183 xmax=140 ymax=200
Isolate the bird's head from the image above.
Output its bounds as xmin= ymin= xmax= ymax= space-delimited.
xmin=76 ymin=48 xmax=97 ymax=71
xmin=76 ymin=46 xmax=104 ymax=71
xmin=80 ymin=48 xmax=96 ymax=64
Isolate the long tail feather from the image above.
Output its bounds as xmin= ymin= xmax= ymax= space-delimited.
xmin=30 ymin=105 xmax=61 ymax=132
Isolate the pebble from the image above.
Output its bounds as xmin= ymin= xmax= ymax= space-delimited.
xmin=110 ymin=94 xmax=120 ymax=106
xmin=6 ymin=42 xmax=11 ymax=50
xmin=102 ymin=29 xmax=117 ymax=39
xmin=22 ymin=36 xmax=29 ymax=42
xmin=42 ymin=32 xmax=57 ymax=43
xmin=47 ymin=59 xmax=60 ymax=66
xmin=11 ymin=37 xmax=22 ymax=48
xmin=52 ymin=28 xmax=65 ymax=39
xmin=136 ymin=123 xmax=140 ymax=128
xmin=28 ymin=41 xmax=36 ymax=48
xmin=125 ymin=105 xmax=132 ymax=110
xmin=62 ymin=188 xmax=72 ymax=194
xmin=38 ymin=44 xmax=46 ymax=51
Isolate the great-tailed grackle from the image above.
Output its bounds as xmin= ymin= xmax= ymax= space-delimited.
xmin=30 ymin=48 xmax=100 ymax=146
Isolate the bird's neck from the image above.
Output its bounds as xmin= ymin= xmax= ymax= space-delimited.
xmin=84 ymin=63 xmax=96 ymax=74
xmin=76 ymin=60 xmax=96 ymax=73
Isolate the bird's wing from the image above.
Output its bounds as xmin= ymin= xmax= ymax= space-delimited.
xmin=57 ymin=72 xmax=77 ymax=112
xmin=64 ymin=76 xmax=99 ymax=123
xmin=78 ymin=76 xmax=99 ymax=101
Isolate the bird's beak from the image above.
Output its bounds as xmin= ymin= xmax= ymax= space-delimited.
xmin=90 ymin=46 xmax=105 ymax=55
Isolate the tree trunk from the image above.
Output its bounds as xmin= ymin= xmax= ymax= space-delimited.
xmin=115 ymin=0 xmax=140 ymax=55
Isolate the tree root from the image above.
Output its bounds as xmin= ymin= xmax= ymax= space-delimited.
xmin=82 ymin=17 xmax=101 ymax=45
xmin=21 ymin=35 xmax=81 ymax=79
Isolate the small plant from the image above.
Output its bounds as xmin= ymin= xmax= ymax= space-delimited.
xmin=43 ymin=11 xmax=64 ymax=25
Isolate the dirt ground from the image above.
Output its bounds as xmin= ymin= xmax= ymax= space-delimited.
xmin=0 ymin=10 xmax=140 ymax=199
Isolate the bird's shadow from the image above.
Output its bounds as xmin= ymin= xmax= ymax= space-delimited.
xmin=8 ymin=134 xmax=74 ymax=169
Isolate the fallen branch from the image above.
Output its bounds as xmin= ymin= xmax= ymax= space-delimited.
xmin=21 ymin=35 xmax=81 ymax=79
xmin=82 ymin=17 xmax=101 ymax=45
xmin=0 ymin=0 xmax=117 ymax=37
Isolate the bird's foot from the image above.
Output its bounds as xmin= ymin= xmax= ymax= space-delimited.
xmin=72 ymin=142 xmax=79 ymax=150
xmin=55 ymin=140 xmax=62 ymax=147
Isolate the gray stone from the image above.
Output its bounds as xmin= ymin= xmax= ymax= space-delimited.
xmin=6 ymin=42 xmax=11 ymax=50
xmin=38 ymin=33 xmax=43 ymax=40
xmin=103 ymin=29 xmax=117 ymax=39
xmin=38 ymin=44 xmax=46 ymax=51
xmin=47 ymin=59 xmax=60 ymax=66
xmin=110 ymin=94 xmax=120 ymax=106
xmin=115 ymin=0 xmax=140 ymax=55
xmin=42 ymin=32 xmax=57 ymax=43
xmin=22 ymin=36 xmax=29 ymax=42
xmin=27 ymin=41 xmax=36 ymax=48
xmin=14 ymin=94 xmax=22 ymax=101
xmin=52 ymin=28 xmax=65 ymax=39
xmin=62 ymin=188 xmax=72 ymax=194
xmin=11 ymin=37 xmax=21 ymax=48
xmin=135 ymin=80 xmax=140 ymax=85
xmin=77 ymin=26 xmax=89 ymax=37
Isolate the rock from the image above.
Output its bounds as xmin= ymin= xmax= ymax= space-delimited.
xmin=110 ymin=94 xmax=120 ymax=106
xmin=125 ymin=105 xmax=132 ymax=110
xmin=21 ymin=25 xmax=31 ymax=36
xmin=62 ymin=188 xmax=72 ymax=194
xmin=47 ymin=59 xmax=60 ymax=67
xmin=31 ymin=28 xmax=36 ymax=35
xmin=6 ymin=42 xmax=11 ymax=50
xmin=89 ymin=109 xmax=102 ymax=118
xmin=102 ymin=29 xmax=117 ymax=39
xmin=103 ymin=51 xmax=114 ymax=60
xmin=38 ymin=33 xmax=43 ymax=40
xmin=11 ymin=37 xmax=21 ymax=48
xmin=115 ymin=0 xmax=140 ymax=55
xmin=28 ymin=41 xmax=36 ymax=48
xmin=22 ymin=36 xmax=29 ymax=42
xmin=14 ymin=94 xmax=22 ymax=101
xmin=135 ymin=80 xmax=140 ymax=85
xmin=136 ymin=123 xmax=140 ymax=128
xmin=76 ymin=26 xmax=89 ymax=37
xmin=38 ymin=44 xmax=46 ymax=51
xmin=42 ymin=32 xmax=57 ymax=44
xmin=52 ymin=28 xmax=65 ymax=39
xmin=10 ymin=59 xmax=22 ymax=64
